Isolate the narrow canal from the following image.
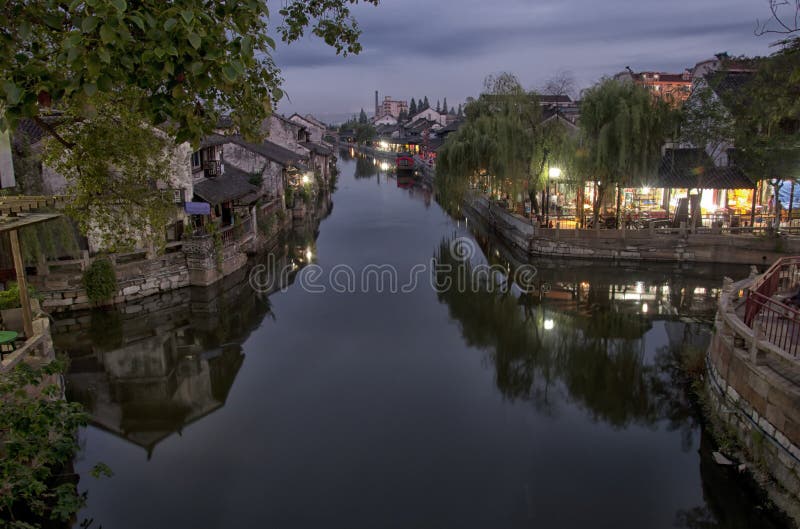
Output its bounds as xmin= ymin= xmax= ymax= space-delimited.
xmin=59 ymin=154 xmax=785 ymax=528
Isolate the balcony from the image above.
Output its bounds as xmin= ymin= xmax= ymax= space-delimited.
xmin=203 ymin=160 xmax=222 ymax=178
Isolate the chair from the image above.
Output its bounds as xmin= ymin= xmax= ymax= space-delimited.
xmin=0 ymin=330 xmax=19 ymax=361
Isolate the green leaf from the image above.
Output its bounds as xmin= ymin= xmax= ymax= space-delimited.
xmin=241 ymin=36 xmax=253 ymax=55
xmin=99 ymin=24 xmax=115 ymax=44
xmin=81 ymin=15 xmax=99 ymax=33
xmin=83 ymin=83 xmax=97 ymax=96
xmin=222 ymin=64 xmax=238 ymax=82
xmin=3 ymin=82 xmax=22 ymax=105
xmin=188 ymin=33 xmax=201 ymax=50
xmin=180 ymin=10 xmax=194 ymax=24
xmin=264 ymin=35 xmax=276 ymax=50
xmin=189 ymin=61 xmax=203 ymax=75
xmin=97 ymin=75 xmax=112 ymax=92
xmin=163 ymin=18 xmax=177 ymax=31
xmin=98 ymin=47 xmax=111 ymax=64
xmin=272 ymin=87 xmax=284 ymax=102
xmin=129 ymin=14 xmax=145 ymax=31
xmin=110 ymin=0 xmax=127 ymax=12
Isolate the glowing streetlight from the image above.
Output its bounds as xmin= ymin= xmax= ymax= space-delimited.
xmin=546 ymin=167 xmax=562 ymax=225
xmin=544 ymin=319 xmax=555 ymax=331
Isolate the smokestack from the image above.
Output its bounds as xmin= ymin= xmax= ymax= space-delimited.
xmin=375 ymin=90 xmax=379 ymax=119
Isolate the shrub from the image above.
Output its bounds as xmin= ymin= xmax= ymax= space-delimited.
xmin=0 ymin=361 xmax=112 ymax=527
xmin=82 ymin=259 xmax=118 ymax=302
xmin=0 ymin=282 xmax=38 ymax=310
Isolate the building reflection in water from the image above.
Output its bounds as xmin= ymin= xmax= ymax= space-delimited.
xmin=55 ymin=233 xmax=317 ymax=459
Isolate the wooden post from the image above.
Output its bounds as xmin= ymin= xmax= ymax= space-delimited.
xmin=750 ymin=183 xmax=758 ymax=228
xmin=789 ymin=180 xmax=795 ymax=228
xmin=9 ymin=229 xmax=33 ymax=338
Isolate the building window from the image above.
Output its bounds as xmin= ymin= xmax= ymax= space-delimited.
xmin=191 ymin=151 xmax=201 ymax=169
xmin=173 ymin=188 xmax=185 ymax=204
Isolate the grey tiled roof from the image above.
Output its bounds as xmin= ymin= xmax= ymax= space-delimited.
xmin=193 ymin=165 xmax=260 ymax=205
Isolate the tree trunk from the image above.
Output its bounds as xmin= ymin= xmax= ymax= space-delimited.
xmin=750 ymin=183 xmax=758 ymax=227
xmin=615 ymin=184 xmax=622 ymax=229
xmin=773 ymin=182 xmax=783 ymax=232
xmin=593 ymin=182 xmax=603 ymax=230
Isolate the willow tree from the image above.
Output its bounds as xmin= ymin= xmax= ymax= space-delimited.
xmin=437 ymin=73 xmax=542 ymax=211
xmin=580 ymin=79 xmax=677 ymax=227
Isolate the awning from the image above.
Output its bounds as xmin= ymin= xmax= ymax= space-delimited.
xmin=185 ymin=202 xmax=211 ymax=215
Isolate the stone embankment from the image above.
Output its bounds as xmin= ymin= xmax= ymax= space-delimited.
xmin=706 ymin=266 xmax=800 ymax=523
xmin=465 ymin=194 xmax=800 ymax=266
xmin=29 ymin=191 xmax=331 ymax=312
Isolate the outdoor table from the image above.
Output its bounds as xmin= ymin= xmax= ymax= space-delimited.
xmin=0 ymin=330 xmax=18 ymax=360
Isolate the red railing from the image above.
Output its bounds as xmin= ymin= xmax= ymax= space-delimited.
xmin=744 ymin=256 xmax=800 ymax=356
xmin=744 ymin=292 xmax=800 ymax=357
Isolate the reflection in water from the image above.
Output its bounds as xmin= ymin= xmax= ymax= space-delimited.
xmin=434 ymin=233 xmax=788 ymax=526
xmin=57 ymin=156 xmax=790 ymax=529
xmin=433 ymin=236 xmax=718 ymax=431
xmin=58 ymin=233 xmax=316 ymax=458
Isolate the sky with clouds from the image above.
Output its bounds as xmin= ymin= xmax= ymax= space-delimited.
xmin=273 ymin=0 xmax=781 ymax=123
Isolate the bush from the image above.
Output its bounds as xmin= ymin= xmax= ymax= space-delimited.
xmin=0 ymin=361 xmax=112 ymax=527
xmin=82 ymin=259 xmax=118 ymax=302
xmin=0 ymin=282 xmax=38 ymax=310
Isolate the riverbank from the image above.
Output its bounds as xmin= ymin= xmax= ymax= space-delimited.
xmin=26 ymin=189 xmax=332 ymax=313
xmin=704 ymin=263 xmax=800 ymax=526
xmin=465 ymin=194 xmax=800 ymax=265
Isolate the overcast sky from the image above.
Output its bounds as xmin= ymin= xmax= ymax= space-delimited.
xmin=274 ymin=0 xmax=779 ymax=123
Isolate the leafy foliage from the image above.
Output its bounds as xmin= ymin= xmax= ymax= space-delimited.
xmin=0 ymin=361 xmax=111 ymax=527
xmin=1 ymin=0 xmax=376 ymax=246
xmin=721 ymin=42 xmax=800 ymax=182
xmin=0 ymin=282 xmax=39 ymax=311
xmin=1 ymin=0 xmax=377 ymax=143
xmin=82 ymin=257 xmax=118 ymax=302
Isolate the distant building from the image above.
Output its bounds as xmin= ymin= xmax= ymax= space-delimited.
xmin=374 ymin=114 xmax=398 ymax=126
xmin=615 ymin=69 xmax=693 ymax=105
xmin=538 ymin=94 xmax=581 ymax=124
xmin=409 ymin=108 xmax=447 ymax=127
xmin=378 ymin=96 xmax=409 ymax=119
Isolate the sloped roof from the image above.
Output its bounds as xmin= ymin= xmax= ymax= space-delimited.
xmin=539 ymin=94 xmax=573 ymax=104
xmin=302 ymin=142 xmax=332 ymax=156
xmin=232 ymin=137 xmax=303 ymax=166
xmin=657 ymin=149 xmax=755 ymax=189
xmin=193 ymin=165 xmax=259 ymax=205
xmin=198 ymin=134 xmax=304 ymax=167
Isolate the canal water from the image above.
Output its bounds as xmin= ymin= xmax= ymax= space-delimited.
xmin=60 ymin=154 xmax=784 ymax=529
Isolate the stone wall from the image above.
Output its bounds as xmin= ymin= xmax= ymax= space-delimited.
xmin=706 ymin=277 xmax=800 ymax=522
xmin=32 ymin=251 xmax=190 ymax=312
xmin=466 ymin=194 xmax=800 ymax=266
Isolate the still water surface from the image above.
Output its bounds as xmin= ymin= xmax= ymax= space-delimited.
xmin=59 ymin=155 xmax=783 ymax=528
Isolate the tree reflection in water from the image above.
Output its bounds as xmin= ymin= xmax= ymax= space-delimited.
xmin=434 ymin=233 xmax=792 ymax=527
xmin=434 ymin=235 xmax=716 ymax=434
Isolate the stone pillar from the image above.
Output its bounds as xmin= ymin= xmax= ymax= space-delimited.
xmin=750 ymin=320 xmax=763 ymax=364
